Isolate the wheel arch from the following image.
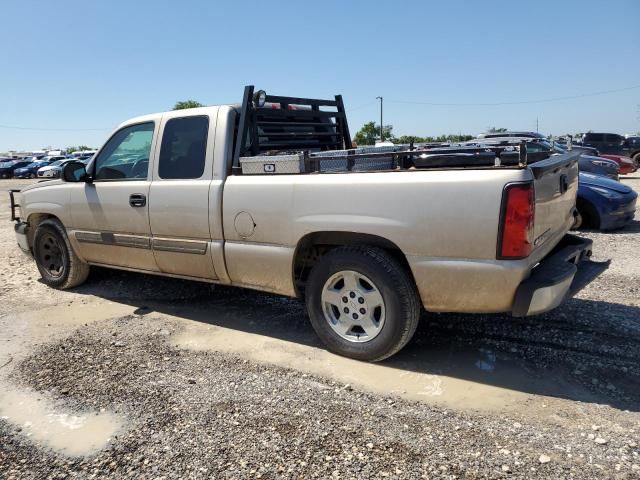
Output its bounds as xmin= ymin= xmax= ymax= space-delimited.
xmin=26 ymin=213 xmax=61 ymax=250
xmin=576 ymin=196 xmax=601 ymax=229
xmin=292 ymin=231 xmax=417 ymax=298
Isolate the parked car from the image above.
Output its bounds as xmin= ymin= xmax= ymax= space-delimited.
xmin=36 ymin=158 xmax=72 ymax=178
xmin=13 ymin=160 xmax=53 ymax=178
xmin=576 ymin=155 xmax=619 ymax=180
xmin=582 ymin=132 xmax=633 ymax=157
xmin=11 ymin=85 xmax=597 ymax=361
xmin=598 ymin=154 xmax=637 ymax=175
xmin=468 ymin=137 xmax=619 ymax=179
xmin=574 ymin=172 xmax=637 ymax=230
xmin=525 ymin=141 xmax=620 ymax=179
xmin=0 ymin=160 xmax=32 ymax=178
xmin=624 ymin=136 xmax=640 ymax=163
xmin=550 ymin=140 xmax=599 ymax=157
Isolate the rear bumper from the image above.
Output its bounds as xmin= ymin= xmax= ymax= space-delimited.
xmin=620 ymin=163 xmax=637 ymax=175
xmin=512 ymin=234 xmax=595 ymax=317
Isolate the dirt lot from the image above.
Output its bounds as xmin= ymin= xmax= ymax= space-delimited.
xmin=0 ymin=178 xmax=639 ymax=479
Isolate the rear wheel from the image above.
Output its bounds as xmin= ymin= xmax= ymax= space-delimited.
xmin=33 ymin=219 xmax=90 ymax=289
xmin=571 ymin=211 xmax=583 ymax=230
xmin=576 ymin=198 xmax=600 ymax=230
xmin=305 ymin=246 xmax=421 ymax=362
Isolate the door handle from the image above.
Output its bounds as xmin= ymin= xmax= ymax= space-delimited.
xmin=129 ymin=193 xmax=146 ymax=207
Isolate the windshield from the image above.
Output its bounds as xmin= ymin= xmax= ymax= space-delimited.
xmin=0 ymin=161 xmax=16 ymax=167
xmin=50 ymin=160 xmax=64 ymax=166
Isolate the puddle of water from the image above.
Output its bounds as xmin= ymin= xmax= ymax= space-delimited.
xmin=0 ymin=301 xmax=137 ymax=363
xmin=0 ymin=386 xmax=123 ymax=456
xmin=170 ymin=322 xmax=565 ymax=413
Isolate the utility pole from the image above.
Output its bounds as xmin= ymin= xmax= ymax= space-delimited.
xmin=376 ymin=96 xmax=383 ymax=142
xmin=536 ymin=117 xmax=539 ymax=133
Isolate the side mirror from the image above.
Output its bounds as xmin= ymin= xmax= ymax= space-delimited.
xmin=62 ymin=161 xmax=89 ymax=182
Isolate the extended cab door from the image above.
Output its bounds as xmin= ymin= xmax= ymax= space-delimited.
xmin=67 ymin=121 xmax=159 ymax=271
xmin=147 ymin=110 xmax=220 ymax=280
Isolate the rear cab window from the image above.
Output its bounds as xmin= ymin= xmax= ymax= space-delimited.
xmin=158 ymin=116 xmax=209 ymax=179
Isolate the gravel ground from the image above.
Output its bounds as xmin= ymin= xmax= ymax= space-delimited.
xmin=0 ymin=178 xmax=639 ymax=479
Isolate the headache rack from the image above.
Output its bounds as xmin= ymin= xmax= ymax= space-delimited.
xmin=231 ymin=85 xmax=352 ymax=174
xmin=231 ymin=86 xmax=531 ymax=175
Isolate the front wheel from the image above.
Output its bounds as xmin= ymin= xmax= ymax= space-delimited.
xmin=305 ymin=246 xmax=421 ymax=362
xmin=33 ymin=219 xmax=90 ymax=289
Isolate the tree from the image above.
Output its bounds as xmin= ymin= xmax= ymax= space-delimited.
xmin=434 ymin=134 xmax=474 ymax=143
xmin=486 ymin=127 xmax=507 ymax=133
xmin=353 ymin=121 xmax=395 ymax=146
xmin=394 ymin=135 xmax=429 ymax=144
xmin=173 ymin=100 xmax=204 ymax=110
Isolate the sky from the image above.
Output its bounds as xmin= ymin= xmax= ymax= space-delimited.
xmin=1 ymin=0 xmax=639 ymax=151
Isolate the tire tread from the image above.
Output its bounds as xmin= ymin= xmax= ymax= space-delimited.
xmin=306 ymin=245 xmax=421 ymax=362
xmin=34 ymin=219 xmax=89 ymax=289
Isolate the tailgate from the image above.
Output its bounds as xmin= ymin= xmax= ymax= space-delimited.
xmin=529 ymin=151 xmax=580 ymax=252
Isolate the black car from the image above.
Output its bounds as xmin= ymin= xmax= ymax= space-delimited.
xmin=581 ymin=132 xmax=638 ymax=160
xmin=0 ymin=160 xmax=32 ymax=178
xmin=624 ymin=136 xmax=640 ymax=163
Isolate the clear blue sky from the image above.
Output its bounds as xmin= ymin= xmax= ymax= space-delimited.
xmin=1 ymin=0 xmax=639 ymax=151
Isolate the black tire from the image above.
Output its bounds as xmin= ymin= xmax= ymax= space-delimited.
xmin=571 ymin=211 xmax=583 ymax=230
xmin=305 ymin=246 xmax=421 ymax=362
xmin=1 ymin=172 xmax=8 ymax=179
xmin=576 ymin=198 xmax=600 ymax=230
xmin=33 ymin=219 xmax=90 ymax=289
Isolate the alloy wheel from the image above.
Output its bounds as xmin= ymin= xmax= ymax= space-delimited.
xmin=320 ymin=270 xmax=386 ymax=343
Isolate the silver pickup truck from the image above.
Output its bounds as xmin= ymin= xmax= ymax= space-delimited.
xmin=10 ymin=86 xmax=596 ymax=361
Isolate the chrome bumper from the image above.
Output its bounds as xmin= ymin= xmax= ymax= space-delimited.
xmin=512 ymin=235 xmax=601 ymax=317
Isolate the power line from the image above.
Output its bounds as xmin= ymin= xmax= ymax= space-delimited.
xmin=346 ymin=100 xmax=378 ymax=112
xmin=0 ymin=124 xmax=112 ymax=132
xmin=3 ymin=83 xmax=638 ymax=131
xmin=386 ymin=83 xmax=640 ymax=107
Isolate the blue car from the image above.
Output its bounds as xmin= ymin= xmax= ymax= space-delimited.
xmin=13 ymin=160 xmax=53 ymax=179
xmin=575 ymin=173 xmax=637 ymax=230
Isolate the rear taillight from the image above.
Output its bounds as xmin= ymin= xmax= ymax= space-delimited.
xmin=498 ymin=183 xmax=535 ymax=259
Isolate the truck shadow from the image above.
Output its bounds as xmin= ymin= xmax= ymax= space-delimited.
xmin=74 ymin=267 xmax=640 ymax=413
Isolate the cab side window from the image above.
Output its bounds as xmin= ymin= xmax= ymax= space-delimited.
xmin=158 ymin=116 xmax=209 ymax=179
xmin=94 ymin=122 xmax=154 ymax=181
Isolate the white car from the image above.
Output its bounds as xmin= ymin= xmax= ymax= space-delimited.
xmin=36 ymin=158 xmax=70 ymax=178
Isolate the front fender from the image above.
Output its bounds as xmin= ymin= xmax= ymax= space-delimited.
xmin=21 ymin=183 xmax=72 ymax=227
